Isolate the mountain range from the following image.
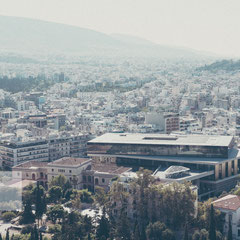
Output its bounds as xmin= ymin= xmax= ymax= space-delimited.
xmin=0 ymin=15 xmax=212 ymax=59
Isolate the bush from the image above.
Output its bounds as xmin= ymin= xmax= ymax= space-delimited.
xmin=48 ymin=224 xmax=61 ymax=234
xmin=1 ymin=211 xmax=16 ymax=222
xmin=21 ymin=225 xmax=34 ymax=234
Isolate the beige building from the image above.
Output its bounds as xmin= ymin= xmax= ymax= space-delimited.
xmin=12 ymin=160 xmax=48 ymax=187
xmin=46 ymin=157 xmax=92 ymax=189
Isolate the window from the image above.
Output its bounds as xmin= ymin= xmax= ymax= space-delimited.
xmin=83 ymin=175 xmax=87 ymax=182
xmin=102 ymin=178 xmax=105 ymax=183
xmin=69 ymin=170 xmax=72 ymax=173
xmin=95 ymin=178 xmax=99 ymax=185
xmin=238 ymin=229 xmax=240 ymax=237
xmin=88 ymin=176 xmax=92 ymax=182
xmin=52 ymin=169 xmax=54 ymax=172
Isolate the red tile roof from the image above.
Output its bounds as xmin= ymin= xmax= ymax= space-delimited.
xmin=13 ymin=160 xmax=48 ymax=169
xmin=48 ymin=157 xmax=91 ymax=166
xmin=213 ymin=194 xmax=240 ymax=211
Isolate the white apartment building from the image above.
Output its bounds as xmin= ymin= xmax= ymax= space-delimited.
xmin=48 ymin=133 xmax=89 ymax=161
xmin=0 ymin=139 xmax=49 ymax=167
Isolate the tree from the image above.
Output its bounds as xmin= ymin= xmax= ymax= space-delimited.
xmin=20 ymin=201 xmax=35 ymax=224
xmin=0 ymin=233 xmax=2 ymax=240
xmin=192 ymin=230 xmax=200 ymax=240
xmin=49 ymin=175 xmax=69 ymax=191
xmin=96 ymin=208 xmax=110 ymax=240
xmin=200 ymin=229 xmax=209 ymax=240
xmin=35 ymin=182 xmax=45 ymax=226
xmin=228 ymin=216 xmax=232 ymax=240
xmin=94 ymin=186 xmax=107 ymax=206
xmin=46 ymin=205 xmax=65 ymax=223
xmin=5 ymin=229 xmax=10 ymax=240
xmin=48 ymin=186 xmax=62 ymax=203
xmin=71 ymin=192 xmax=82 ymax=211
xmin=133 ymin=223 xmax=141 ymax=240
xmin=183 ymin=222 xmax=188 ymax=240
xmin=115 ymin=211 xmax=131 ymax=240
xmin=146 ymin=221 xmax=167 ymax=240
xmin=1 ymin=212 xmax=16 ymax=222
xmin=10 ymin=234 xmax=14 ymax=240
xmin=81 ymin=215 xmax=93 ymax=237
xmin=209 ymin=204 xmax=216 ymax=240
xmin=64 ymin=188 xmax=73 ymax=201
xmin=197 ymin=200 xmax=225 ymax=234
xmin=234 ymin=188 xmax=240 ymax=196
xmin=161 ymin=229 xmax=175 ymax=240
xmin=87 ymin=233 xmax=92 ymax=240
xmin=21 ymin=225 xmax=34 ymax=235
xmin=33 ymin=225 xmax=39 ymax=240
xmin=79 ymin=189 xmax=94 ymax=204
xmin=216 ymin=231 xmax=223 ymax=240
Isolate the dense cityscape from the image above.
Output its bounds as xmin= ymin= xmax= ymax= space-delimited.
xmin=1 ymin=2 xmax=240 ymax=240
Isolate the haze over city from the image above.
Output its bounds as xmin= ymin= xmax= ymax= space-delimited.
xmin=1 ymin=0 xmax=240 ymax=56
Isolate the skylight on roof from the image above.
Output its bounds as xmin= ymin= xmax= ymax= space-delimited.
xmin=143 ymin=136 xmax=178 ymax=141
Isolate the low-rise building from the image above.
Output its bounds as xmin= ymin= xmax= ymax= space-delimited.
xmin=12 ymin=160 xmax=48 ymax=187
xmin=46 ymin=157 xmax=92 ymax=189
xmin=213 ymin=194 xmax=240 ymax=240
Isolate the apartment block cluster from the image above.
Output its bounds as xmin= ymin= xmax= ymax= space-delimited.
xmin=1 ymin=57 xmax=240 ymax=199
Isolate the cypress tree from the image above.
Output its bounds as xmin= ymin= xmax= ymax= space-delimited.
xmin=0 ymin=233 xmax=2 ymax=240
xmin=39 ymin=233 xmax=42 ymax=240
xmin=5 ymin=229 xmax=10 ymax=240
xmin=35 ymin=182 xmax=43 ymax=227
xmin=228 ymin=216 xmax=233 ymax=240
xmin=209 ymin=204 xmax=216 ymax=240
xmin=61 ymin=215 xmax=66 ymax=238
xmin=115 ymin=211 xmax=131 ymax=240
xmin=21 ymin=200 xmax=35 ymax=224
xmin=96 ymin=207 xmax=110 ymax=240
xmin=87 ymin=233 xmax=92 ymax=240
xmin=34 ymin=224 xmax=39 ymax=240
xmin=183 ymin=222 xmax=188 ymax=240
xmin=133 ymin=223 xmax=141 ymax=240
xmin=30 ymin=228 xmax=35 ymax=240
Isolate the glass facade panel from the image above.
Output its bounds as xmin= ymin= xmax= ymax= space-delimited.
xmin=88 ymin=143 xmax=228 ymax=158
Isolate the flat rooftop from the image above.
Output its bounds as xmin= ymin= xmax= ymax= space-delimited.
xmin=47 ymin=157 xmax=91 ymax=167
xmin=89 ymin=133 xmax=233 ymax=147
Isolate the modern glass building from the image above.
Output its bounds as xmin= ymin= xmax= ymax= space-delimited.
xmin=87 ymin=133 xmax=240 ymax=199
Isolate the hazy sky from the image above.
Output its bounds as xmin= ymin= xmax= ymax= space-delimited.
xmin=1 ymin=0 xmax=240 ymax=56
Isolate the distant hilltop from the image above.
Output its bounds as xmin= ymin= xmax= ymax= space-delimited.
xmin=196 ymin=59 xmax=240 ymax=72
xmin=0 ymin=15 xmax=211 ymax=59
